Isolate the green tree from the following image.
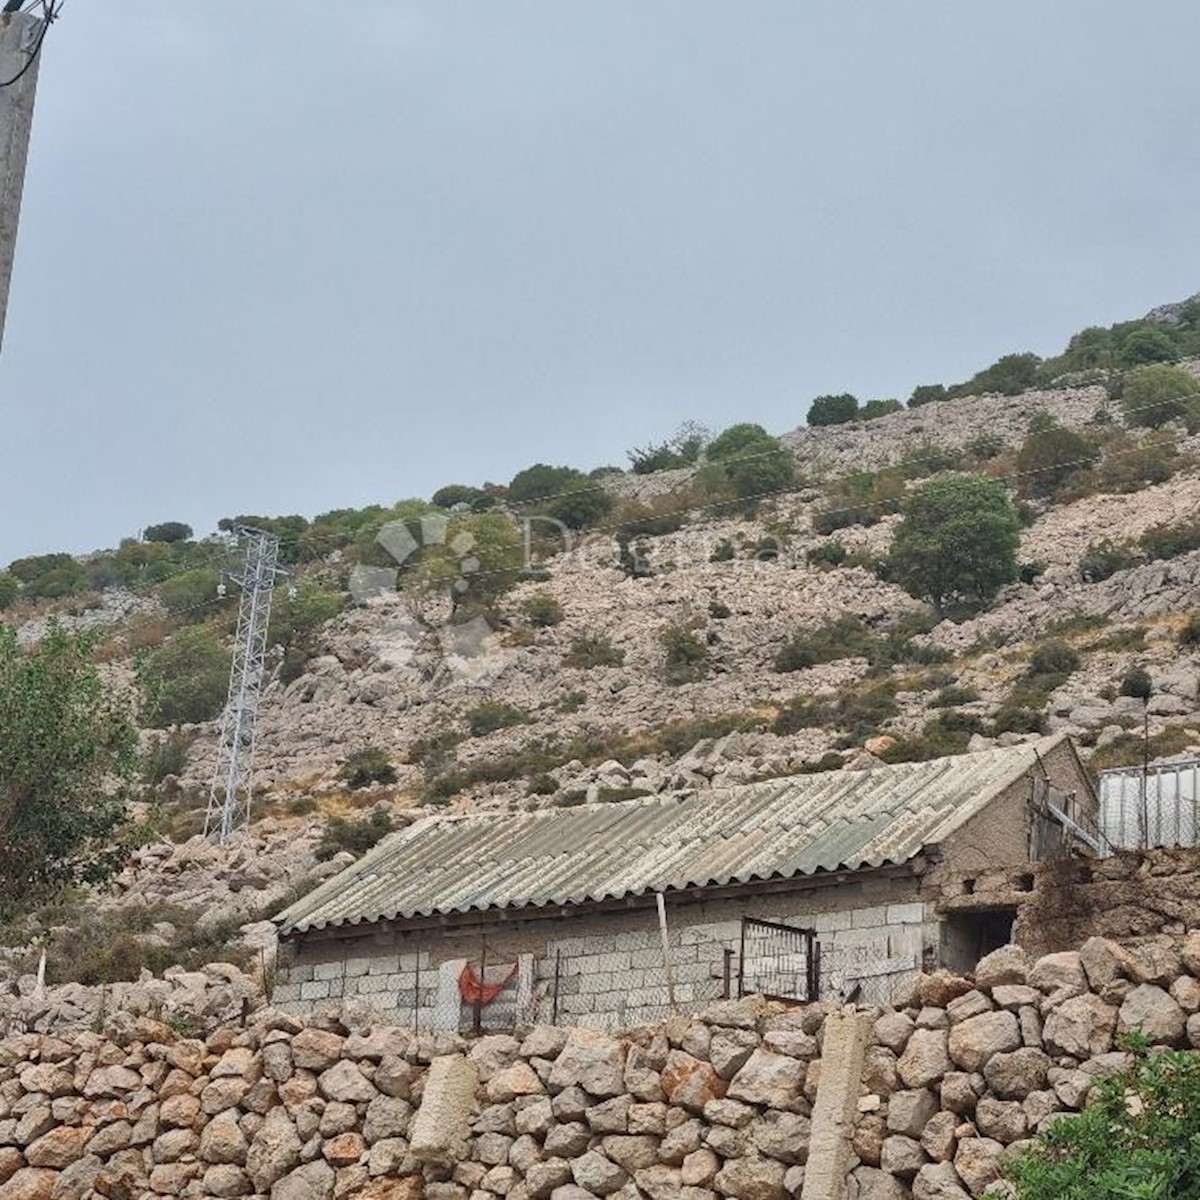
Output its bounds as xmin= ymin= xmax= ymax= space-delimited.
xmin=1118 ymin=325 xmax=1177 ymax=367
xmin=507 ymin=464 xmax=584 ymax=504
xmin=142 ymin=521 xmax=193 ymax=544
xmin=889 ymin=475 xmax=1021 ymax=609
xmin=140 ymin=626 xmax=230 ymax=727
xmin=1015 ymin=420 xmax=1098 ymax=497
xmin=410 ymin=510 xmax=525 ymax=616
xmin=159 ymin=568 xmax=223 ymax=618
xmin=954 ymin=352 xmax=1041 ymax=398
xmin=431 ymin=484 xmax=495 ymax=511
xmin=0 ymin=574 xmax=18 ymax=610
xmin=807 ymin=394 xmax=859 ymax=427
xmin=1121 ymin=364 xmax=1200 ymax=430
xmin=705 ymin=423 xmax=795 ymax=503
xmin=0 ymin=624 xmax=136 ymax=916
xmin=545 ymin=479 xmax=614 ymax=529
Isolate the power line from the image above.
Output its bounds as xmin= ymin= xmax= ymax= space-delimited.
xmin=0 ymin=2 xmax=61 ymax=90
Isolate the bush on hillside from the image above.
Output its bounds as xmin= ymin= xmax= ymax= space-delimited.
xmin=158 ymin=568 xmax=223 ymax=619
xmin=142 ymin=522 xmax=193 ymax=544
xmin=1121 ymin=364 xmax=1200 ymax=430
xmin=545 ymin=479 xmax=614 ymax=530
xmin=628 ymin=421 xmax=710 ymax=474
xmin=660 ymin=623 xmax=710 ymax=685
xmin=316 ymin=810 xmax=395 ymax=861
xmin=617 ymin=498 xmax=688 ymax=539
xmin=811 ymin=468 xmax=906 ymax=534
xmin=888 ymin=475 xmax=1021 ymax=610
xmin=465 ymin=701 xmax=529 ymax=737
xmin=1181 ymin=613 xmax=1200 ymax=647
xmin=1119 ymin=667 xmax=1152 ymax=701
xmin=806 ymin=540 xmax=847 ymax=568
xmin=710 ymin=538 xmax=736 ymax=562
xmin=268 ymin=578 xmax=347 ymax=683
xmin=1118 ymin=325 xmax=1178 ymax=367
xmin=431 ymin=484 xmax=495 ymax=511
xmin=1080 ymin=540 xmax=1138 ymax=583
xmin=859 ymin=399 xmax=903 ymax=421
xmin=1139 ymin=518 xmax=1200 ymax=562
xmin=1015 ymin=420 xmax=1099 ymax=498
xmin=702 ymin=423 xmax=796 ymax=506
xmin=908 ymin=384 xmax=947 ymax=408
xmin=507 ymin=463 xmax=584 ymax=504
xmin=1029 ymin=639 xmax=1080 ymax=678
xmin=139 ymin=626 xmax=230 ymax=727
xmin=339 ymin=747 xmax=398 ymax=789
xmin=950 ymin=352 xmax=1041 ymax=398
xmin=521 ymin=592 xmax=564 ymax=627
xmin=0 ymin=574 xmax=17 ymax=610
xmin=807 ymin=394 xmax=859 ymax=427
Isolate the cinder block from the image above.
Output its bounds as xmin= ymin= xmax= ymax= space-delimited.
xmin=850 ymin=905 xmax=890 ymax=930
xmin=811 ymin=910 xmax=853 ymax=933
xmin=300 ymin=980 xmax=331 ymax=1001
xmin=886 ymin=902 xmax=927 ymax=925
xmin=341 ymin=979 xmax=360 ymax=996
xmin=289 ymin=964 xmax=315 ymax=983
xmin=314 ymin=961 xmax=345 ymax=981
xmin=367 ymin=956 xmax=401 ymax=976
xmin=344 ymin=958 xmax=371 ymax=978
xmin=271 ymin=983 xmax=301 ymax=1004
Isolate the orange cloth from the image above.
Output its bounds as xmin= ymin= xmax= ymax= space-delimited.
xmin=458 ymin=962 xmax=517 ymax=1007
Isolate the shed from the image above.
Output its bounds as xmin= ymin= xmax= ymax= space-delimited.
xmin=275 ymin=734 xmax=1094 ymax=1029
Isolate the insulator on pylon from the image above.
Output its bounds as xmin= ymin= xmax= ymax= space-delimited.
xmin=217 ymin=582 xmax=227 ymax=599
xmin=287 ymin=584 xmax=298 ymax=601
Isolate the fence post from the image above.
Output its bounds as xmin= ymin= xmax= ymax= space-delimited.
xmin=414 ymin=957 xmax=421 ymax=1033
xmin=552 ymin=950 xmax=561 ymax=1025
xmin=474 ymin=935 xmax=486 ymax=1036
xmin=656 ymin=893 xmax=678 ymax=1014
xmin=722 ymin=949 xmax=733 ymax=1000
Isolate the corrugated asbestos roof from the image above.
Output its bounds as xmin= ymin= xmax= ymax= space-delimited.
xmin=277 ymin=734 xmax=1067 ymax=935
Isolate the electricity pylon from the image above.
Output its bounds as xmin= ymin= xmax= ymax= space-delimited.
xmin=204 ymin=527 xmax=289 ymax=843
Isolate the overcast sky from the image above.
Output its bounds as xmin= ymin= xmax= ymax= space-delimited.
xmin=1 ymin=2 xmax=1198 ymax=563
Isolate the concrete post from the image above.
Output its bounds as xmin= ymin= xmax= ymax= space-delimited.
xmin=0 ymin=12 xmax=43 ymax=354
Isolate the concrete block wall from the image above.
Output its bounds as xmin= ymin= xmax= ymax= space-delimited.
xmin=276 ymin=889 xmax=938 ymax=1030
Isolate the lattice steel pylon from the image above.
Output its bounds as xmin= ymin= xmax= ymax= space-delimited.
xmin=204 ymin=527 xmax=289 ymax=843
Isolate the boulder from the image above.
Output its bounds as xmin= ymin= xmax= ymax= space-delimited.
xmin=873 ymin=1013 xmax=915 ymax=1055
xmin=912 ymin=1163 xmax=970 ymax=1200
xmin=850 ymin=1167 xmax=910 ymax=1200
xmin=1079 ymin=938 xmax=1132 ymax=992
xmin=920 ymin=1112 xmax=958 ymax=1163
xmin=1043 ymin=994 xmax=1117 ymax=1059
xmin=947 ymin=1012 xmax=1020 ymax=1072
xmin=973 ymin=946 xmax=1027 ymax=990
xmin=1027 ymin=952 xmax=1086 ymax=998
xmin=919 ymin=973 xmax=974 ymax=1008
xmin=1118 ymin=985 xmax=1186 ymax=1046
xmin=726 ymin=1051 xmax=804 ymax=1112
xmin=952 ymin=1139 xmax=1003 ymax=1197
xmin=982 ymin=1049 xmax=1050 ymax=1099
xmin=887 ymin=1089 xmax=939 ymax=1138
xmin=748 ymin=1112 xmax=810 ymax=1165
xmin=548 ymin=1031 xmax=628 ymax=1098
xmin=290 ymin=1030 xmax=346 ymax=1072
xmin=897 ymin=1029 xmax=951 ymax=1089
xmin=2 ymin=1169 xmax=59 ymax=1200
xmin=973 ymin=1099 xmax=1027 ymax=1145
xmin=570 ymin=1152 xmax=628 ymax=1196
xmin=270 ymin=1161 xmax=336 ymax=1200
xmin=662 ymin=1052 xmax=726 ymax=1113
xmin=25 ymin=1128 xmax=92 ymax=1170
xmin=880 ymin=1135 xmax=926 ymax=1179
xmin=318 ymin=1062 xmax=377 ymax=1104
xmin=712 ymin=1155 xmax=786 ymax=1200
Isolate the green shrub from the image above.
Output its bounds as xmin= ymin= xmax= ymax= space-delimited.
xmin=140 ymin=626 xmax=229 ymax=727
xmin=897 ymin=443 xmax=967 ymax=480
xmin=1015 ymin=422 xmax=1099 ymax=498
xmin=932 ymin=685 xmax=980 ymax=707
xmin=990 ymin=701 xmax=1048 ymax=736
xmin=965 ymin=433 xmax=1005 ymax=460
xmin=628 ymin=422 xmax=710 ymax=474
xmin=660 ymin=623 xmax=709 ymax=685
xmin=544 ymin=479 xmax=614 ymax=530
xmin=772 ymin=697 xmax=828 ymax=735
xmin=269 ymin=579 xmax=347 ymax=683
xmin=889 ymin=475 xmax=1021 ymax=609
xmin=811 ymin=469 xmax=905 ymax=534
xmin=1139 ymin=519 xmax=1200 ymax=562
xmin=465 ymin=701 xmax=529 ymax=737
xmin=564 ymin=635 xmax=625 ymax=669
xmin=703 ymin=423 xmax=795 ymax=506
xmin=1080 ymin=540 xmax=1138 ymax=583
xmin=1180 ymin=613 xmax=1200 ymax=646
xmin=774 ymin=617 xmax=877 ymax=672
xmin=528 ymin=773 xmax=559 ymax=795
xmin=522 ymin=593 xmax=564 ymax=627
xmin=859 ymin=398 xmax=903 ymax=421
xmin=0 ymin=574 xmax=17 ymax=610
xmin=617 ymin=499 xmax=687 ymax=539
xmin=316 ymin=810 xmax=395 ymax=861
xmin=806 ymin=540 xmax=847 ymax=568
xmin=1118 ymin=324 xmax=1178 ymax=366
xmin=1005 ymin=1040 xmax=1200 ymax=1200
xmin=908 ymin=384 xmax=947 ymax=408
xmin=835 ymin=683 xmax=898 ymax=739
xmin=1121 ymin=363 xmax=1200 ymax=430
xmin=339 ymin=747 xmax=398 ymax=789
xmin=508 ymin=463 xmax=584 ymax=503
xmin=159 ymin=568 xmax=222 ymax=618
xmin=951 ymin=352 xmax=1041 ymax=398
xmin=432 ymin=484 xmax=495 ymax=511
xmin=1119 ymin=667 xmax=1152 ymax=700
xmin=708 ymin=600 xmax=731 ymax=619
xmin=141 ymin=732 xmax=194 ymax=786
xmin=710 ymin=538 xmax=736 ymax=562
xmin=1029 ymin=639 xmax=1080 ymax=677
xmin=142 ymin=521 xmax=193 ymax=544
xmin=807 ymin=394 xmax=859 ymax=426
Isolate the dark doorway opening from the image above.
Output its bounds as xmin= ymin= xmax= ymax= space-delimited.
xmin=940 ymin=908 xmax=1017 ymax=974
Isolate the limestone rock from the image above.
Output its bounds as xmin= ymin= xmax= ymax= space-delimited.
xmin=982 ymin=1049 xmax=1050 ymax=1099
xmin=973 ymin=945 xmax=1027 ymax=990
xmin=548 ymin=1031 xmax=628 ymax=1098
xmin=1043 ymin=994 xmax=1117 ymax=1059
xmin=712 ymin=1154 xmax=786 ymax=1200
xmin=725 ymin=1050 xmax=804 ymax=1112
xmin=887 ymin=1089 xmax=939 ymax=1138
xmin=271 ymin=1160 xmax=336 ymax=1200
xmin=897 ymin=1029 xmax=951 ymax=1089
xmin=952 ymin=1139 xmax=1003 ymax=1197
xmin=880 ymin=1135 xmax=926 ymax=1179
xmin=1118 ymin=984 xmax=1186 ymax=1046
xmin=947 ymin=1012 xmax=1020 ymax=1072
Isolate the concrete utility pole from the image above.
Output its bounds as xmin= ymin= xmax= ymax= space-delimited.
xmin=0 ymin=11 xmax=43 ymax=355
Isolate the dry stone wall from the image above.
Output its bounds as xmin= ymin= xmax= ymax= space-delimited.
xmin=4 ymin=930 xmax=1200 ymax=1200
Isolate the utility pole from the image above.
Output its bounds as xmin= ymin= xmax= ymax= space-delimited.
xmin=0 ymin=11 xmax=45 ymax=354
xmin=204 ymin=528 xmax=289 ymax=844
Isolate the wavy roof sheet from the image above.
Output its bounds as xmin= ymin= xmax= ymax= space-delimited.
xmin=278 ymin=735 xmax=1066 ymax=935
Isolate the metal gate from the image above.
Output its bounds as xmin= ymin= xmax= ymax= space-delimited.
xmin=738 ymin=918 xmax=818 ymax=1003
